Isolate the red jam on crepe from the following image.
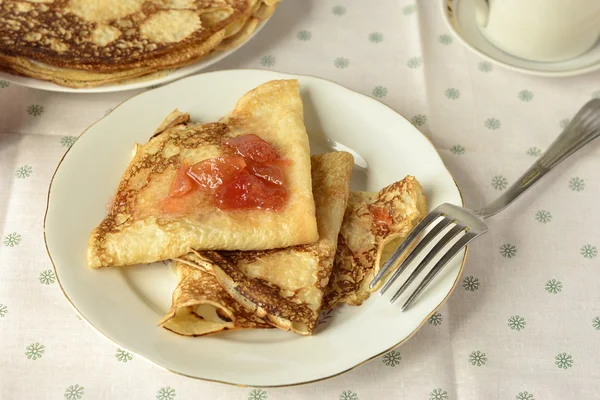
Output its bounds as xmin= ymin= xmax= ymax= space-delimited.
xmin=166 ymin=134 xmax=289 ymax=211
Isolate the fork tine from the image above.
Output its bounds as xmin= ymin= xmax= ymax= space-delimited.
xmin=389 ymin=224 xmax=466 ymax=304
xmin=379 ymin=216 xmax=454 ymax=295
xmin=370 ymin=210 xmax=444 ymax=290
xmin=400 ymin=231 xmax=479 ymax=311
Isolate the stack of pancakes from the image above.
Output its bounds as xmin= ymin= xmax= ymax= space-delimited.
xmin=0 ymin=0 xmax=278 ymax=88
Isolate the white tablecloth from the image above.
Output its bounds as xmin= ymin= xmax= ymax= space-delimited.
xmin=2 ymin=1 xmax=600 ymax=399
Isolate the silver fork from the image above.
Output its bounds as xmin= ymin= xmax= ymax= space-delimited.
xmin=370 ymin=99 xmax=600 ymax=311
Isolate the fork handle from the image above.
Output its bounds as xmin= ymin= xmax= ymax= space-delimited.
xmin=477 ymin=99 xmax=600 ymax=219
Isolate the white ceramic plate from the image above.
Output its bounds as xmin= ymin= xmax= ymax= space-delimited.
xmin=442 ymin=0 xmax=600 ymax=77
xmin=45 ymin=70 xmax=465 ymax=387
xmin=0 ymin=18 xmax=270 ymax=94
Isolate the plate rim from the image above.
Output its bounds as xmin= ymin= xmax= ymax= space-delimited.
xmin=43 ymin=69 xmax=468 ymax=387
xmin=0 ymin=15 xmax=273 ymax=93
xmin=440 ymin=0 xmax=600 ymax=78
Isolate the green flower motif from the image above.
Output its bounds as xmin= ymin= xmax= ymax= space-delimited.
xmin=25 ymin=342 xmax=45 ymax=360
xmin=27 ymin=104 xmax=44 ymax=116
xmin=592 ymin=90 xmax=600 ymax=99
xmin=156 ymin=386 xmax=175 ymax=400
xmin=593 ymin=316 xmax=600 ymax=330
xmin=249 ymin=389 xmax=268 ymax=400
xmin=500 ymin=243 xmax=517 ymax=258
xmin=555 ymin=352 xmax=573 ymax=369
xmin=526 ymin=147 xmax=542 ymax=157
xmin=569 ymin=176 xmax=585 ymax=192
xmin=0 ymin=80 xmax=9 ymax=88
xmin=115 ymin=348 xmax=133 ymax=362
xmin=545 ymin=279 xmax=562 ymax=294
xmin=438 ymin=34 xmax=453 ymax=45
xmin=16 ymin=165 xmax=33 ymax=178
xmin=260 ymin=55 xmax=276 ymax=67
xmin=462 ymin=275 xmax=479 ymax=291
xmin=445 ymin=88 xmax=460 ymax=100
xmin=340 ymin=390 xmax=358 ymax=400
xmin=428 ymin=312 xmax=442 ymax=326
xmin=508 ymin=315 xmax=526 ymax=331
xmin=372 ymin=86 xmax=388 ymax=98
xmin=332 ymin=5 xmax=346 ymax=16
xmin=516 ymin=391 xmax=534 ymax=400
xmin=334 ymin=57 xmax=349 ymax=69
xmin=402 ymin=4 xmax=416 ymax=15
xmin=469 ymin=350 xmax=487 ymax=366
xmin=60 ymin=136 xmax=76 ymax=148
xmin=64 ymin=384 xmax=84 ymax=400
xmin=580 ymin=244 xmax=597 ymax=259
xmin=450 ymin=144 xmax=465 ymax=155
xmin=478 ymin=61 xmax=493 ymax=72
xmin=382 ymin=350 xmax=401 ymax=367
xmin=3 ymin=232 xmax=22 ymax=247
xmin=297 ymin=30 xmax=311 ymax=41
xmin=491 ymin=175 xmax=508 ymax=190
xmin=535 ymin=210 xmax=552 ymax=223
xmin=430 ymin=388 xmax=449 ymax=400
xmin=559 ymin=118 xmax=571 ymax=129
xmin=0 ymin=304 xmax=7 ymax=318
xmin=368 ymin=32 xmax=383 ymax=43
xmin=411 ymin=114 xmax=427 ymax=127
xmin=38 ymin=270 xmax=56 ymax=285
xmin=407 ymin=56 xmax=422 ymax=69
xmin=518 ymin=90 xmax=534 ymax=102
xmin=485 ymin=117 xmax=501 ymax=130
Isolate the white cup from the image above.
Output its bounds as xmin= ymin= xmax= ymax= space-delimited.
xmin=471 ymin=0 xmax=600 ymax=62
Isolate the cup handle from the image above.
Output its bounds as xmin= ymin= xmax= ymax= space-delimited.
xmin=471 ymin=0 xmax=489 ymax=26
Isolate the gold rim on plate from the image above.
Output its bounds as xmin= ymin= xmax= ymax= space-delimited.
xmin=43 ymin=69 xmax=467 ymax=388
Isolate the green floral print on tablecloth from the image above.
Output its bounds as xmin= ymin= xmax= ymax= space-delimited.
xmin=428 ymin=312 xmax=442 ymax=326
xmin=555 ymin=353 xmax=573 ymax=369
xmin=156 ymin=386 xmax=175 ymax=400
xmin=368 ymin=32 xmax=383 ymax=43
xmin=527 ymin=147 xmax=542 ymax=157
xmin=115 ymin=348 xmax=133 ymax=362
xmin=518 ymin=90 xmax=533 ymax=102
xmin=260 ymin=55 xmax=276 ymax=67
xmin=580 ymin=244 xmax=597 ymax=259
xmin=592 ymin=90 xmax=600 ymax=99
xmin=593 ymin=317 xmax=600 ymax=330
xmin=411 ymin=114 xmax=426 ymax=126
xmin=402 ymin=4 xmax=416 ymax=15
xmin=491 ymin=175 xmax=508 ymax=190
xmin=340 ymin=390 xmax=358 ymax=400
xmin=485 ymin=117 xmax=501 ymax=130
xmin=27 ymin=104 xmax=44 ymax=116
xmin=438 ymin=34 xmax=453 ymax=45
xmin=372 ymin=86 xmax=387 ymax=98
xmin=545 ymin=279 xmax=562 ymax=294
xmin=445 ymin=88 xmax=460 ymax=99
xmin=332 ymin=5 xmax=346 ymax=16
xmin=16 ymin=165 xmax=32 ymax=178
xmin=407 ymin=56 xmax=422 ymax=69
xmin=469 ymin=350 xmax=487 ymax=366
xmin=0 ymin=304 xmax=7 ymax=318
xmin=0 ymin=80 xmax=9 ymax=88
xmin=430 ymin=388 xmax=448 ymax=400
xmin=478 ymin=61 xmax=493 ymax=72
xmin=569 ymin=177 xmax=585 ymax=192
xmin=462 ymin=276 xmax=479 ymax=291
xmin=248 ymin=389 xmax=268 ymax=400
xmin=65 ymin=385 xmax=84 ymax=400
xmin=382 ymin=350 xmax=401 ymax=367
xmin=516 ymin=392 xmax=534 ymax=400
xmin=535 ymin=210 xmax=552 ymax=223
xmin=450 ymin=144 xmax=465 ymax=155
xmin=39 ymin=270 xmax=56 ymax=285
xmin=60 ymin=136 xmax=76 ymax=148
xmin=25 ymin=342 xmax=45 ymax=360
xmin=500 ymin=244 xmax=517 ymax=258
xmin=297 ymin=30 xmax=311 ymax=41
xmin=508 ymin=315 xmax=526 ymax=331
xmin=559 ymin=118 xmax=570 ymax=129
xmin=334 ymin=57 xmax=349 ymax=68
xmin=3 ymin=232 xmax=21 ymax=247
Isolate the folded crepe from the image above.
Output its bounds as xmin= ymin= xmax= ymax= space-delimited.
xmin=161 ymin=151 xmax=354 ymax=335
xmin=88 ymin=80 xmax=318 ymax=268
xmin=322 ymin=176 xmax=427 ymax=309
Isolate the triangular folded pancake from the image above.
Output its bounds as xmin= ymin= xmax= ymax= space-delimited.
xmin=88 ymin=80 xmax=318 ymax=268
xmin=322 ymin=176 xmax=427 ymax=309
xmin=163 ymin=151 xmax=354 ymax=335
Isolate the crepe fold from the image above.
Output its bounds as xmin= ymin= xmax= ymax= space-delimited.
xmin=161 ymin=151 xmax=354 ymax=335
xmin=88 ymin=79 xmax=318 ymax=268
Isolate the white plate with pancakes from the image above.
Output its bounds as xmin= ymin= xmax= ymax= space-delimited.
xmin=45 ymin=70 xmax=466 ymax=387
